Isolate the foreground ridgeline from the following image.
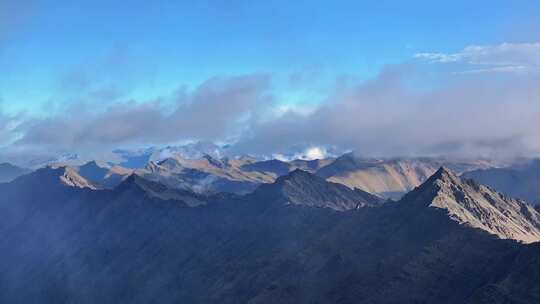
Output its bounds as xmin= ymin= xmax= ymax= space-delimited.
xmin=1 ymin=163 xmax=540 ymax=303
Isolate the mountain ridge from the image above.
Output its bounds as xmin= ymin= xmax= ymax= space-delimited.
xmin=1 ymin=163 xmax=540 ymax=302
xmin=400 ymin=166 xmax=540 ymax=243
xmin=252 ymin=168 xmax=385 ymax=211
xmin=317 ymin=153 xmax=497 ymax=199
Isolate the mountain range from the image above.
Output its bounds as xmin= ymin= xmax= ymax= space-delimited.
xmin=1 ymin=157 xmax=540 ymax=303
xmin=317 ymin=153 xmax=497 ymax=199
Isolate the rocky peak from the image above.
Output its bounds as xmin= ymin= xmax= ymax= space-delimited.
xmin=17 ymin=166 xmax=97 ymax=190
xmin=278 ymin=168 xmax=313 ymax=182
xmin=60 ymin=167 xmax=97 ymax=189
xmin=402 ymin=167 xmax=540 ymax=243
xmin=80 ymin=160 xmax=109 ymax=170
xmin=255 ymin=169 xmax=383 ymax=211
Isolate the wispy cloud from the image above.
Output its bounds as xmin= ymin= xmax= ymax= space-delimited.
xmin=415 ymin=42 xmax=540 ymax=73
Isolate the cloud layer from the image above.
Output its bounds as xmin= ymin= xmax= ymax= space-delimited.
xmin=234 ymin=65 xmax=540 ymax=159
xmin=11 ymin=74 xmax=271 ymax=151
xmin=2 ymin=42 xmax=540 ymax=162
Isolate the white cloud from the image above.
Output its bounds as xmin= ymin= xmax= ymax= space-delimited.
xmin=233 ymin=64 xmax=540 ymax=160
xmin=414 ymin=52 xmax=462 ymax=63
xmin=302 ymin=147 xmax=327 ymax=160
xmin=4 ymin=58 xmax=540 ymax=162
xmin=415 ymin=42 xmax=540 ymax=73
xmin=12 ymin=74 xmax=272 ymax=150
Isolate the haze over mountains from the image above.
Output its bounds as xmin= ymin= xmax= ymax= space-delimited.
xmin=0 ymin=142 xmax=535 ymax=201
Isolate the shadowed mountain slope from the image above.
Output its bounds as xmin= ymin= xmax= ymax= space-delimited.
xmin=0 ymin=163 xmax=31 ymax=183
xmin=252 ymin=169 xmax=384 ymax=211
xmin=0 ymin=167 xmax=539 ymax=303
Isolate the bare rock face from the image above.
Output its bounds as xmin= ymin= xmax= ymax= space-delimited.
xmin=14 ymin=166 xmax=98 ymax=190
xmin=317 ymin=153 xmax=495 ymax=199
xmin=59 ymin=167 xmax=98 ymax=189
xmin=402 ymin=167 xmax=540 ymax=243
xmin=133 ymin=154 xmax=334 ymax=195
xmin=135 ymin=155 xmax=277 ymax=194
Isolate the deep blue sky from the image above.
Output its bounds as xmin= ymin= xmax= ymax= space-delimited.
xmin=2 ymin=0 xmax=539 ymax=114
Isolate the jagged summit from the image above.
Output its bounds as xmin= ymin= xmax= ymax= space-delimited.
xmin=402 ymin=166 xmax=540 ymax=243
xmin=117 ymin=173 xmax=148 ymax=188
xmin=60 ymin=161 xmax=131 ymax=189
xmin=80 ymin=160 xmax=110 ymax=169
xmin=430 ymin=165 xmax=454 ymax=179
xmin=315 ymin=156 xmax=494 ymax=200
xmin=11 ymin=166 xmax=97 ymax=190
xmin=255 ymin=169 xmax=384 ymax=211
xmin=60 ymin=167 xmax=97 ymax=189
xmin=276 ymin=168 xmax=312 ymax=182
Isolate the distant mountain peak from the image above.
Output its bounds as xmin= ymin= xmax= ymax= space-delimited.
xmin=120 ymin=173 xmax=147 ymax=187
xmin=432 ymin=165 xmax=453 ymax=177
xmin=430 ymin=166 xmax=458 ymax=181
xmin=255 ymin=169 xmax=383 ymax=211
xmin=116 ymin=173 xmax=207 ymax=207
xmin=20 ymin=166 xmax=98 ymax=190
xmin=402 ymin=166 xmax=540 ymax=243
xmin=80 ymin=160 xmax=110 ymax=169
xmin=280 ymin=168 xmax=312 ymax=180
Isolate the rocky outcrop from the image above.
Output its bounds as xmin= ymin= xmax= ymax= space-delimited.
xmin=402 ymin=167 xmax=540 ymax=243
xmin=317 ymin=153 xmax=496 ymax=199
